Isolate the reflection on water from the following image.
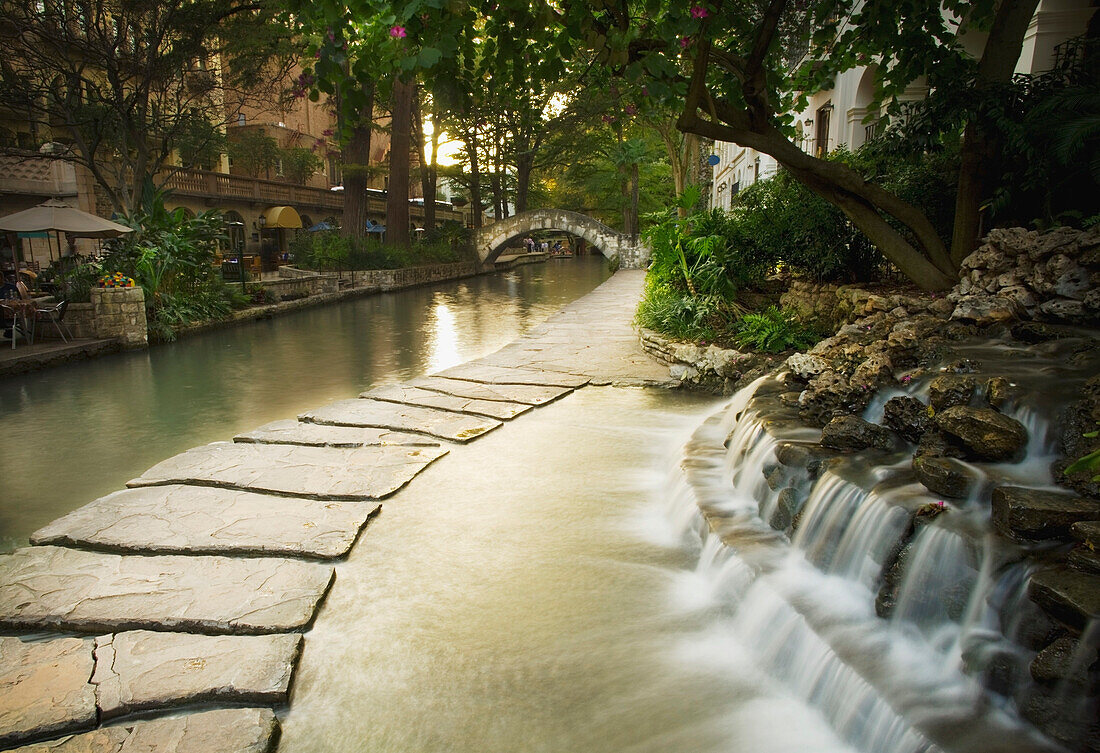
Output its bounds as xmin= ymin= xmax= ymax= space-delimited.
xmin=0 ymin=258 xmax=610 ymax=551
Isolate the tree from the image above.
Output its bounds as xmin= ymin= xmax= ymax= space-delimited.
xmin=555 ymin=0 xmax=1043 ymax=290
xmin=0 ymin=0 xmax=294 ymax=213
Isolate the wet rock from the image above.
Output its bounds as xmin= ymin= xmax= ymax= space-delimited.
xmin=798 ymin=370 xmax=872 ymax=426
xmin=1071 ymin=521 xmax=1100 ymax=549
xmin=1006 ymin=597 xmax=1060 ymax=651
xmin=1019 ymin=686 xmax=1100 ymax=753
xmin=785 ymin=353 xmax=829 ymax=381
xmin=935 ymin=406 xmax=1029 ymax=461
xmin=0 ymin=546 xmax=334 ymax=635
xmin=943 ymin=577 xmax=977 ymax=621
xmin=1030 ymin=636 xmax=1096 ymax=687
xmin=915 ymin=429 xmax=966 ymax=459
xmin=991 ymin=487 xmax=1100 ymax=541
xmin=1028 ymin=567 xmax=1100 ymax=631
xmin=9 ymin=707 xmax=279 ymax=753
xmin=928 ymin=374 xmax=977 ymax=411
xmin=820 ymin=415 xmax=896 ymax=452
xmin=1011 ymin=322 xmax=1070 ymax=344
xmin=850 ymin=353 xmax=894 ymax=389
xmin=882 ymin=396 xmax=933 ymax=444
xmin=944 ymin=358 xmax=980 ymax=374
xmin=984 ymin=377 xmax=1015 ymax=409
xmin=773 ymin=442 xmax=837 ymax=479
xmin=778 ymin=391 xmax=803 ymax=408
xmin=0 ymin=637 xmax=96 ymax=748
xmin=1068 ymin=546 xmax=1100 ymax=575
xmin=1040 ymin=298 xmax=1088 ymax=321
xmin=92 ymin=631 xmax=301 ymax=719
xmin=913 ymin=455 xmax=977 ymax=499
xmin=950 ymin=295 xmax=1020 ymax=326
xmin=770 ymin=488 xmax=801 ymax=530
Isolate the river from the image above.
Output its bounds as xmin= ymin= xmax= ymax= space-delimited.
xmin=0 ymin=257 xmax=610 ymax=552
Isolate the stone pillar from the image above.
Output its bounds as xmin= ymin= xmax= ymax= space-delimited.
xmin=91 ymin=287 xmax=148 ymax=348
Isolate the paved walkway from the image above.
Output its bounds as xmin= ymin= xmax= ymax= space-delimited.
xmin=0 ymin=270 xmax=673 ymax=751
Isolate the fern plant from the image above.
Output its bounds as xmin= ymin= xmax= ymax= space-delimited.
xmin=734 ymin=306 xmax=818 ymax=353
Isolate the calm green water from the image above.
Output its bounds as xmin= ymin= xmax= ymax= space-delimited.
xmin=0 ymin=258 xmax=610 ymax=551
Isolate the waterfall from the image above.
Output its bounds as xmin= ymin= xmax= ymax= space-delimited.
xmin=668 ymin=375 xmax=1066 ymax=753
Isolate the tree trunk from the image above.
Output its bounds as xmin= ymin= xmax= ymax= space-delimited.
xmin=950 ymin=0 xmax=1041 ymax=265
xmin=630 ymin=161 xmax=639 ymax=241
xmin=411 ymin=86 xmax=435 ymax=230
xmin=491 ymin=115 xmax=504 ymax=220
xmin=427 ymin=104 xmax=439 ymax=229
xmin=342 ymin=86 xmax=374 ymax=239
xmin=386 ymin=75 xmax=414 ymax=248
xmin=466 ymin=124 xmax=483 ymax=229
xmin=515 ymin=153 xmax=533 ymax=213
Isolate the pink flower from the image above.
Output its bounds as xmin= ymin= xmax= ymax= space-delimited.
xmin=625 ymin=104 xmax=637 ymax=116
xmin=691 ymin=5 xmax=708 ymax=18
xmin=641 ymin=86 xmax=649 ymax=96
xmin=327 ymin=29 xmax=335 ymax=42
xmin=390 ymin=25 xmax=406 ymax=38
xmin=314 ymin=50 xmax=321 ymax=58
xmin=678 ymin=36 xmax=691 ymax=48
xmin=322 ymin=128 xmax=334 ymax=137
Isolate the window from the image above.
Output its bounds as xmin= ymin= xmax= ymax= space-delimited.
xmin=238 ymin=113 xmax=246 ymax=127
xmin=815 ymin=103 xmax=833 ymax=158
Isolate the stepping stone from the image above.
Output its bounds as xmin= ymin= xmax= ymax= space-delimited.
xmin=434 ymin=362 xmax=589 ymax=388
xmin=32 ymin=486 xmax=379 ymax=559
xmin=0 ymin=637 xmax=96 ymax=748
xmin=991 ymin=486 xmax=1099 ymax=540
xmin=362 ymin=384 xmax=533 ymax=420
xmin=408 ymin=376 xmax=572 ymax=406
xmin=235 ymin=419 xmax=438 ymax=448
xmin=301 ymin=399 xmax=500 ymax=443
xmin=0 ymin=546 xmax=334 ymax=635
xmin=8 ymin=707 xmax=277 ymax=753
xmin=128 ymin=442 xmax=447 ymax=500
xmin=92 ymin=631 xmax=301 ymax=719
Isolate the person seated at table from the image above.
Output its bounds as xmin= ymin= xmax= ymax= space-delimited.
xmin=0 ymin=272 xmax=18 ymax=300
xmin=0 ymin=272 xmax=17 ymax=339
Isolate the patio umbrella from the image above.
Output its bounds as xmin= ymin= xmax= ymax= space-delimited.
xmin=307 ymin=221 xmax=334 ymax=232
xmin=0 ymin=198 xmax=133 ymax=264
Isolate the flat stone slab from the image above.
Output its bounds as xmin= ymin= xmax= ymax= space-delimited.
xmin=235 ymin=419 xmax=438 ymax=448
xmin=301 ymin=399 xmax=500 ymax=443
xmin=1028 ymin=567 xmax=1100 ymax=631
xmin=408 ymin=376 xmax=573 ymax=405
xmin=128 ymin=442 xmax=447 ymax=500
xmin=32 ymin=485 xmax=380 ymax=559
xmin=361 ymin=384 xmax=533 ymax=420
xmin=9 ymin=707 xmax=277 ymax=753
xmin=0 ymin=637 xmax=96 ymax=748
xmin=92 ymin=631 xmax=301 ymax=719
xmin=0 ymin=546 xmax=334 ymax=635
xmin=434 ymin=362 xmax=590 ymax=388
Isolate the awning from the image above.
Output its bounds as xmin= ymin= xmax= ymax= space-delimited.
xmin=261 ymin=206 xmax=303 ymax=229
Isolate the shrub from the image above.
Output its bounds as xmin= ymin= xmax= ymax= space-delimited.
xmin=291 ymin=231 xmax=461 ymax=271
xmin=733 ymin=306 xmax=820 ymax=353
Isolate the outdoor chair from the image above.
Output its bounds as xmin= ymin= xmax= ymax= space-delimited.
xmin=34 ymin=299 xmax=72 ymax=342
xmin=0 ymin=301 xmax=31 ymax=349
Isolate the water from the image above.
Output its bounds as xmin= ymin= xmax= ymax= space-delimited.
xmin=0 ymin=258 xmax=610 ymax=551
xmin=278 ymin=387 xmax=860 ymax=753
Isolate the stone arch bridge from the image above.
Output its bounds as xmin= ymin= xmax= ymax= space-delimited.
xmin=472 ymin=209 xmax=650 ymax=269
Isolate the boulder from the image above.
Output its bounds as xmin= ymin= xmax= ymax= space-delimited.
xmin=1068 ymin=546 xmax=1100 ymax=575
xmin=1071 ymin=520 xmax=1100 ymax=549
xmin=1028 ymin=567 xmax=1100 ymax=631
xmin=882 ymin=396 xmax=932 ymax=443
xmin=983 ymin=377 xmax=1014 ymax=409
xmin=950 ymin=295 xmax=1020 ymax=326
xmin=851 ymin=352 xmax=894 ymax=389
xmin=820 ymin=415 xmax=895 ymax=452
xmin=991 ymin=487 xmax=1099 ymax=540
xmin=913 ymin=455 xmax=977 ymax=499
xmin=1039 ymin=298 xmax=1087 ymax=321
xmin=935 ymin=406 xmax=1029 ymax=461
xmin=928 ymin=374 xmax=977 ymax=411
xmin=1031 ymin=636 xmax=1095 ymax=687
xmin=785 ymin=353 xmax=829 ymax=381
xmin=798 ymin=370 xmax=872 ymax=426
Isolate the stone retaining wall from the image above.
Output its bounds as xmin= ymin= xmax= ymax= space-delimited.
xmin=91 ymin=287 xmax=147 ymax=347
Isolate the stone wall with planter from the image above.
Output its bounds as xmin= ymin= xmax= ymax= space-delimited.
xmin=639 ymin=328 xmax=783 ymax=393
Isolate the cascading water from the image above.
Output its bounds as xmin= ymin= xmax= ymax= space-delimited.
xmin=664 ymin=332 xmax=1098 ymax=753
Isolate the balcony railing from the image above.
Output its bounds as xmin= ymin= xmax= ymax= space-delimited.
xmin=158 ymin=167 xmax=462 ymax=223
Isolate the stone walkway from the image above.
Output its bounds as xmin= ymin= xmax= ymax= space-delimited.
xmin=0 ymin=270 xmax=673 ymax=751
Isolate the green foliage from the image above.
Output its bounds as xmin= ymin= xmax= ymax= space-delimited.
xmin=1065 ymin=428 xmax=1100 ymax=482
xmin=42 ymin=257 xmax=100 ymax=303
xmin=289 ymin=231 xmax=461 ymax=271
xmin=229 ymin=129 xmax=279 ymax=178
xmin=279 ymin=146 xmax=323 ymax=185
xmin=104 ymin=179 xmax=236 ymax=337
xmin=734 ymin=306 xmax=819 ymax=353
xmin=635 ymin=280 xmax=738 ymax=344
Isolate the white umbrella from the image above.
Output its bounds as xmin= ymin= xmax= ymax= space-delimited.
xmin=0 ymin=198 xmax=132 ymax=238
xmin=0 ymin=198 xmax=132 ymax=264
